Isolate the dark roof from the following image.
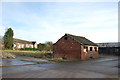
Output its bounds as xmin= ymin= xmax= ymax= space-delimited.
xmin=66 ymin=33 xmax=98 ymax=46
xmin=14 ymin=38 xmax=32 ymax=44
xmin=0 ymin=36 xmax=37 ymax=44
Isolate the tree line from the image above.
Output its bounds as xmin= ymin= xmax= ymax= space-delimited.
xmin=38 ymin=41 xmax=53 ymax=51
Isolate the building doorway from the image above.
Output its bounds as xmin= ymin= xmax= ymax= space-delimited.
xmin=90 ymin=47 xmax=93 ymax=58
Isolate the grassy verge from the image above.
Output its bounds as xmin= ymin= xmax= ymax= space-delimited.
xmin=20 ymin=57 xmax=80 ymax=63
xmin=0 ymin=50 xmax=53 ymax=58
xmin=0 ymin=50 xmax=52 ymax=53
xmin=40 ymin=58 xmax=80 ymax=62
xmin=0 ymin=50 xmax=80 ymax=62
xmin=50 ymin=59 xmax=80 ymax=62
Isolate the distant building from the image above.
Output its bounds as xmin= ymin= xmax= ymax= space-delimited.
xmin=53 ymin=33 xmax=99 ymax=60
xmin=97 ymin=42 xmax=119 ymax=47
xmin=13 ymin=38 xmax=38 ymax=50
xmin=96 ymin=42 xmax=120 ymax=55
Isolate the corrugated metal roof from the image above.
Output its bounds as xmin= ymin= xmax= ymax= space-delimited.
xmin=96 ymin=42 xmax=120 ymax=47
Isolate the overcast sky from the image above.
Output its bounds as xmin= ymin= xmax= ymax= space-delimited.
xmin=0 ymin=2 xmax=118 ymax=43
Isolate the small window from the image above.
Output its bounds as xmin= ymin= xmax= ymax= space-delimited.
xmin=64 ymin=37 xmax=67 ymax=40
xmin=94 ymin=47 xmax=97 ymax=52
xmin=84 ymin=46 xmax=88 ymax=52
xmin=86 ymin=47 xmax=88 ymax=52
xmin=90 ymin=47 xmax=92 ymax=51
xmin=84 ymin=48 xmax=86 ymax=52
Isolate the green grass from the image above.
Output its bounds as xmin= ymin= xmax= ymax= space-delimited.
xmin=0 ymin=50 xmax=52 ymax=53
xmin=0 ymin=50 xmax=53 ymax=58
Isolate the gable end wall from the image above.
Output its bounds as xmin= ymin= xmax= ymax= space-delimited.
xmin=53 ymin=35 xmax=81 ymax=59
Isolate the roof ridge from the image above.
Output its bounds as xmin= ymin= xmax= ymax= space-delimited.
xmin=14 ymin=38 xmax=31 ymax=42
xmin=65 ymin=33 xmax=84 ymax=38
xmin=65 ymin=33 xmax=97 ymax=46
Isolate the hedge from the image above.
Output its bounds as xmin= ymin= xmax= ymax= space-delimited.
xmin=20 ymin=48 xmax=39 ymax=51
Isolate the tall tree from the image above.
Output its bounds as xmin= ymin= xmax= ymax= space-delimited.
xmin=38 ymin=43 xmax=46 ymax=51
xmin=45 ymin=41 xmax=53 ymax=51
xmin=3 ymin=28 xmax=14 ymax=49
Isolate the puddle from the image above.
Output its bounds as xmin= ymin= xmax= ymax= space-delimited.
xmin=30 ymin=59 xmax=48 ymax=62
xmin=0 ymin=56 xmax=52 ymax=67
xmin=17 ymin=56 xmax=50 ymax=63
xmin=1 ymin=58 xmax=35 ymax=66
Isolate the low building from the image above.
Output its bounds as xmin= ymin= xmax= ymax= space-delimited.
xmin=96 ymin=42 xmax=120 ymax=55
xmin=13 ymin=38 xmax=38 ymax=50
xmin=53 ymin=33 xmax=99 ymax=60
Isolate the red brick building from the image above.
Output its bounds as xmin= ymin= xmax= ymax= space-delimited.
xmin=53 ymin=33 xmax=99 ymax=60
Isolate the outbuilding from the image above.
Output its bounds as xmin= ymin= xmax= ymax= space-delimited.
xmin=53 ymin=33 xmax=99 ymax=60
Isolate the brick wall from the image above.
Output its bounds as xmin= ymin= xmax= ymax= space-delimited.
xmin=53 ymin=35 xmax=99 ymax=60
xmin=54 ymin=35 xmax=81 ymax=59
xmin=81 ymin=46 xmax=99 ymax=60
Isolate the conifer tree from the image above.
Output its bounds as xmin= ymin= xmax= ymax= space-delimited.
xmin=3 ymin=28 xmax=14 ymax=49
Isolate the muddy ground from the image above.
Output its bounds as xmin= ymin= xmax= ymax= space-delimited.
xmin=1 ymin=55 xmax=119 ymax=78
